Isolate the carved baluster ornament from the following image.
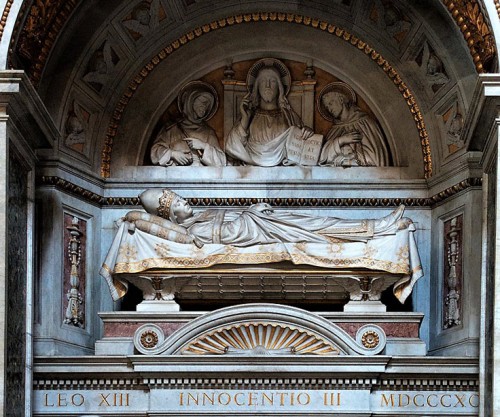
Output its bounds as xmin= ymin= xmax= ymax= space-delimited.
xmin=64 ymin=216 xmax=84 ymax=327
xmin=444 ymin=216 xmax=462 ymax=329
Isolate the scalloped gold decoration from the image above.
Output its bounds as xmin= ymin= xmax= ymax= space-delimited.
xmin=181 ymin=322 xmax=341 ymax=355
xmin=443 ymin=0 xmax=495 ymax=73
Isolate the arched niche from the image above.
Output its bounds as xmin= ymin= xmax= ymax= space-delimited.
xmin=106 ymin=22 xmax=424 ymax=179
xmin=140 ymin=58 xmax=394 ymax=167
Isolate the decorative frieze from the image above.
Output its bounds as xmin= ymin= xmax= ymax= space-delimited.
xmin=37 ymin=176 xmax=482 ymax=208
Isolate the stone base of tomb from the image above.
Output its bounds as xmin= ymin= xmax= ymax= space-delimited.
xmin=33 ymin=305 xmax=476 ymax=416
xmin=95 ymin=309 xmax=426 ymax=356
xmin=120 ymin=267 xmax=407 ymax=313
xmin=33 ymin=356 xmax=479 ymax=416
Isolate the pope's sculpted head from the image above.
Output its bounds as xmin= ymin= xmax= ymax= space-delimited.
xmin=139 ymin=189 xmax=194 ymax=225
xmin=171 ymin=198 xmax=193 ymax=224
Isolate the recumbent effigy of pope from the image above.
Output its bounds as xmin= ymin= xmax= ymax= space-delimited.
xmin=101 ymin=58 xmax=423 ymax=317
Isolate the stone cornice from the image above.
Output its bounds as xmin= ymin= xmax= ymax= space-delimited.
xmin=33 ymin=356 xmax=478 ymax=390
xmin=37 ymin=175 xmax=482 ymax=208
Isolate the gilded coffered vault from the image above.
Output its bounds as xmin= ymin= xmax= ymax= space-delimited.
xmin=0 ymin=0 xmax=494 ymax=179
xmin=8 ymin=0 xmax=80 ymax=83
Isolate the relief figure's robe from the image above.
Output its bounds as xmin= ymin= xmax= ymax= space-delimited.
xmin=181 ymin=205 xmax=402 ymax=246
xmin=151 ymin=122 xmax=226 ymax=167
xmin=225 ymin=107 xmax=303 ymax=166
xmin=319 ymin=110 xmax=389 ymax=167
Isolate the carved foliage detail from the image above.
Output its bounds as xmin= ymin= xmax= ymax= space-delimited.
xmin=63 ymin=214 xmax=86 ymax=328
xmin=443 ymin=214 xmax=462 ymax=330
xmin=442 ymin=0 xmax=496 ymax=73
xmin=15 ymin=0 xmax=80 ymax=85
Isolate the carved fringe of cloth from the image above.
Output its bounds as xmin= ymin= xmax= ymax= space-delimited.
xmin=100 ymin=222 xmax=423 ymax=303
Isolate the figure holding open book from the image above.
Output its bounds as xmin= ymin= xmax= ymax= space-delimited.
xmin=318 ymin=82 xmax=389 ymax=167
xmin=225 ymin=58 xmax=323 ymax=166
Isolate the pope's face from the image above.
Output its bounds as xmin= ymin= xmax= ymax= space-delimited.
xmin=323 ymin=92 xmax=344 ymax=118
xmin=192 ymin=94 xmax=212 ymax=119
xmin=257 ymin=69 xmax=280 ymax=103
xmin=173 ymin=198 xmax=193 ymax=223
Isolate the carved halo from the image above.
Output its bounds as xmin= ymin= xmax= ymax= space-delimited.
xmin=246 ymin=58 xmax=292 ymax=95
xmin=177 ymin=80 xmax=219 ymax=121
xmin=317 ymin=82 xmax=358 ymax=122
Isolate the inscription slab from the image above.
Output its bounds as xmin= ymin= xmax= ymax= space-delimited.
xmin=34 ymin=388 xmax=479 ymax=415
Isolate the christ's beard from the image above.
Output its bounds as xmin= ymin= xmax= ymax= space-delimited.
xmin=261 ymin=90 xmax=277 ymax=103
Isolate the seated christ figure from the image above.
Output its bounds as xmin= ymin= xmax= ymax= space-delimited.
xmin=225 ymin=58 xmax=313 ymax=166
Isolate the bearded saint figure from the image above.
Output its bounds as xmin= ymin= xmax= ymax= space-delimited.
xmin=225 ymin=58 xmax=313 ymax=166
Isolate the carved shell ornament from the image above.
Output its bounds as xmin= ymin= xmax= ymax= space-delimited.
xmin=133 ymin=305 xmax=387 ymax=355
xmin=180 ymin=322 xmax=341 ymax=355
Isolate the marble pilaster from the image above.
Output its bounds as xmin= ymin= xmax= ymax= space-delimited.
xmin=0 ymin=70 xmax=56 ymax=416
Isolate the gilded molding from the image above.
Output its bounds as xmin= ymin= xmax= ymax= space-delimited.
xmin=37 ymin=175 xmax=482 ymax=208
xmin=13 ymin=0 xmax=79 ymax=85
xmin=442 ymin=0 xmax=496 ymax=73
xmin=99 ymin=12 xmax=433 ymax=179
xmin=0 ymin=0 xmax=14 ymax=42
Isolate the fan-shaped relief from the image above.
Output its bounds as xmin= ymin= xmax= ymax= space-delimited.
xmin=133 ymin=304 xmax=387 ymax=356
xmin=180 ymin=322 xmax=341 ymax=356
